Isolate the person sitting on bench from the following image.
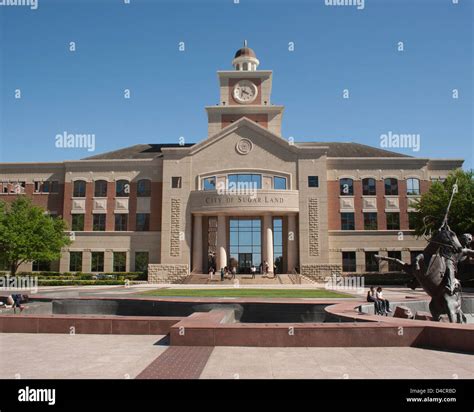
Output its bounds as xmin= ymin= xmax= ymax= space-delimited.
xmin=366 ymin=287 xmax=382 ymax=315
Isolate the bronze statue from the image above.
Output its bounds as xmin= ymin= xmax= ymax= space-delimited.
xmin=375 ymin=181 xmax=471 ymax=323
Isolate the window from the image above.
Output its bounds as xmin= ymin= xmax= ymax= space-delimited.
xmin=341 ymin=213 xmax=355 ymax=230
xmin=91 ymin=252 xmax=104 ymax=272
xmin=171 ymin=177 xmax=182 ymax=189
xmin=362 ymin=178 xmax=376 ymax=196
xmin=136 ymin=213 xmax=150 ymax=231
xmin=93 ymin=214 xmax=106 ymax=231
xmin=135 ymin=251 xmax=149 ymax=272
xmin=116 ymin=180 xmax=130 ymax=197
xmin=384 ymin=178 xmax=398 ymax=196
xmin=342 ymin=252 xmax=356 ymax=272
xmin=274 ymin=176 xmax=287 ymax=190
xmin=1 ymin=181 xmax=26 ymax=194
xmin=69 ymin=252 xmax=82 ymax=272
xmin=365 ymin=252 xmax=379 ymax=272
xmin=406 ymin=178 xmax=420 ymax=195
xmin=94 ymin=180 xmax=108 ymax=197
xmin=203 ymin=177 xmax=216 ymax=191
xmin=113 ymin=252 xmax=126 ymax=272
xmin=115 ymin=214 xmax=128 ymax=231
xmin=228 ymin=174 xmax=262 ymax=190
xmin=408 ymin=212 xmax=417 ymax=230
xmin=73 ymin=180 xmax=86 ymax=197
xmin=32 ymin=260 xmax=51 ymax=271
xmin=137 ymin=179 xmax=151 ymax=197
xmin=340 ymin=178 xmax=354 ymax=196
xmin=388 ymin=251 xmax=402 ymax=271
xmin=363 ymin=213 xmax=378 ymax=230
xmin=71 ymin=214 xmax=84 ymax=231
xmin=35 ymin=181 xmax=59 ymax=194
xmin=410 ymin=250 xmax=422 ymax=265
xmin=308 ymin=176 xmax=319 ymax=188
xmin=273 ymin=218 xmax=283 ymax=274
xmin=386 ymin=213 xmax=400 ymax=230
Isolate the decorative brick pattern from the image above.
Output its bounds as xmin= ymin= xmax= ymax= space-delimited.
xmin=136 ymin=346 xmax=213 ymax=379
xmin=170 ymin=198 xmax=181 ymax=257
xmin=308 ymin=198 xmax=319 ymax=256
xmin=148 ymin=264 xmax=189 ymax=283
xmin=301 ymin=264 xmax=342 ymax=282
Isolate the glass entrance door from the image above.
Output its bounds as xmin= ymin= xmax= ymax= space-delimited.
xmin=229 ymin=218 xmax=261 ymax=274
xmin=238 ymin=253 xmax=252 ymax=274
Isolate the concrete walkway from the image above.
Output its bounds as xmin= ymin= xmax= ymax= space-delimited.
xmin=0 ymin=333 xmax=472 ymax=379
xmin=200 ymin=346 xmax=474 ymax=379
xmin=0 ymin=334 xmax=166 ymax=379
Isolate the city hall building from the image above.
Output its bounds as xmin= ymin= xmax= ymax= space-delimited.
xmin=0 ymin=45 xmax=463 ymax=282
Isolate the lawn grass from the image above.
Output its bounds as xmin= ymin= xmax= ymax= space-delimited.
xmin=141 ymin=288 xmax=353 ymax=298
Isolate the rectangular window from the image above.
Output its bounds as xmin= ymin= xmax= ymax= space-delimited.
xmin=365 ymin=252 xmax=379 ymax=272
xmin=341 ymin=213 xmax=355 ymax=230
xmin=91 ymin=252 xmax=104 ymax=272
xmin=136 ymin=213 xmax=150 ymax=231
xmin=171 ymin=176 xmax=182 ymax=189
xmin=115 ymin=214 xmax=128 ymax=231
xmin=94 ymin=180 xmax=108 ymax=197
xmin=69 ymin=252 xmax=82 ymax=272
xmin=408 ymin=212 xmax=417 ymax=230
xmin=363 ymin=213 xmax=378 ymax=230
xmin=227 ymin=174 xmax=262 ymax=190
xmin=362 ymin=178 xmax=377 ymax=196
xmin=386 ymin=213 xmax=400 ymax=230
xmin=308 ymin=176 xmax=319 ymax=188
xmin=203 ymin=177 xmax=216 ymax=191
xmin=273 ymin=176 xmax=287 ymax=190
xmin=93 ymin=214 xmax=106 ymax=231
xmin=71 ymin=214 xmax=85 ymax=231
xmin=135 ymin=251 xmax=149 ymax=272
xmin=113 ymin=252 xmax=126 ymax=272
xmin=342 ymin=252 xmax=356 ymax=272
xmin=273 ymin=217 xmax=283 ymax=274
xmin=32 ymin=260 xmax=51 ymax=271
xmin=410 ymin=250 xmax=422 ymax=265
xmin=406 ymin=178 xmax=420 ymax=195
xmin=388 ymin=251 xmax=402 ymax=271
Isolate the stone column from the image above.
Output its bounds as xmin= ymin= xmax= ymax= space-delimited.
xmin=192 ymin=214 xmax=203 ymax=273
xmin=216 ymin=214 xmax=227 ymax=270
xmin=287 ymin=213 xmax=298 ymax=274
xmin=263 ymin=213 xmax=274 ymax=275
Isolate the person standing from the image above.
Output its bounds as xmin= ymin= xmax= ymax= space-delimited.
xmin=220 ymin=267 xmax=224 ymax=282
xmin=250 ymin=264 xmax=256 ymax=279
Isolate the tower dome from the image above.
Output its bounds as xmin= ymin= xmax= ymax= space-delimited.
xmin=232 ymin=40 xmax=259 ymax=71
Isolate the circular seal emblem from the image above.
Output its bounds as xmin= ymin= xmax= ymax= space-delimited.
xmin=236 ymin=138 xmax=253 ymax=155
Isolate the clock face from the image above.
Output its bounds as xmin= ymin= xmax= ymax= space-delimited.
xmin=233 ymin=80 xmax=258 ymax=103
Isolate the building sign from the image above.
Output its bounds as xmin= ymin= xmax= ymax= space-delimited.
xmin=205 ymin=195 xmax=284 ymax=205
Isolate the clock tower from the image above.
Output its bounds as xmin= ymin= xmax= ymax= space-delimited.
xmin=206 ymin=42 xmax=285 ymax=137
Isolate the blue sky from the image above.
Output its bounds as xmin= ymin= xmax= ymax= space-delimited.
xmin=0 ymin=0 xmax=472 ymax=168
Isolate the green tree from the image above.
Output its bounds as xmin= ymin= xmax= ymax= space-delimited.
xmin=0 ymin=197 xmax=71 ymax=275
xmin=412 ymin=169 xmax=474 ymax=237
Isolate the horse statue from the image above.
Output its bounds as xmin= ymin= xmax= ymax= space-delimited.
xmin=375 ymin=224 xmax=468 ymax=323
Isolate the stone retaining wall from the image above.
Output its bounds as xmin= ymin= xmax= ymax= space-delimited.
xmin=148 ymin=264 xmax=189 ymax=284
xmin=300 ymin=264 xmax=343 ymax=282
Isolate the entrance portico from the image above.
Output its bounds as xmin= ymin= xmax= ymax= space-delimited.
xmin=191 ymin=211 xmax=299 ymax=275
